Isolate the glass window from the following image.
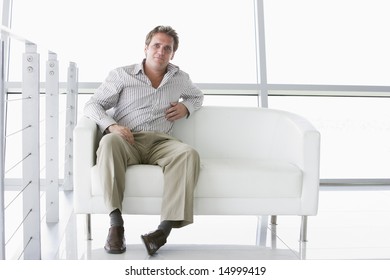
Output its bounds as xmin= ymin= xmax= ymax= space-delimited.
xmin=269 ymin=95 xmax=390 ymax=179
xmin=203 ymin=94 xmax=258 ymax=107
xmin=10 ymin=0 xmax=257 ymax=83
xmin=264 ymin=0 xmax=390 ymax=86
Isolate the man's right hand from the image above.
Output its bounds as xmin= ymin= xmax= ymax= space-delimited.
xmin=108 ymin=124 xmax=135 ymax=144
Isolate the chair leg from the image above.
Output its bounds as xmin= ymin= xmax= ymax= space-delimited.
xmin=270 ymin=217 xmax=277 ymax=249
xmin=299 ymin=215 xmax=308 ymax=242
xmin=86 ymin=214 xmax=92 ymax=240
xmin=299 ymin=240 xmax=307 ymax=260
xmin=256 ymin=215 xmax=269 ymax=247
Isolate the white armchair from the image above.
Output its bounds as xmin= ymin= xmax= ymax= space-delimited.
xmin=74 ymin=106 xmax=320 ymax=243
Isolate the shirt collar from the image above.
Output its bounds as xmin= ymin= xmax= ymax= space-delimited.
xmin=133 ymin=59 xmax=179 ymax=75
xmin=133 ymin=61 xmax=144 ymax=75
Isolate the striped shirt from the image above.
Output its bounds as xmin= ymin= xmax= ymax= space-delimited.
xmin=84 ymin=60 xmax=204 ymax=134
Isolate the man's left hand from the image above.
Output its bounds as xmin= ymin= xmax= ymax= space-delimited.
xmin=166 ymin=102 xmax=188 ymax=121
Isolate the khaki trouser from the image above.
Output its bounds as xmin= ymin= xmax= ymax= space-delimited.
xmin=96 ymin=132 xmax=200 ymax=228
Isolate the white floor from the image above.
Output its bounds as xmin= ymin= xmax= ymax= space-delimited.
xmin=35 ymin=186 xmax=390 ymax=260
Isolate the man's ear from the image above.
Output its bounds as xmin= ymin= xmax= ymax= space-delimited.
xmin=144 ymin=45 xmax=148 ymax=56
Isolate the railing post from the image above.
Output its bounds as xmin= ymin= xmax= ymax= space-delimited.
xmin=22 ymin=42 xmax=41 ymax=259
xmin=63 ymin=62 xmax=78 ymax=190
xmin=0 ymin=39 xmax=6 ymax=260
xmin=45 ymin=51 xmax=59 ymax=223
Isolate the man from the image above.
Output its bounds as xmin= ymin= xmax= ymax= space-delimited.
xmin=84 ymin=26 xmax=204 ymax=255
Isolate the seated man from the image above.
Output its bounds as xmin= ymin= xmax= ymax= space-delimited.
xmin=84 ymin=25 xmax=204 ymax=255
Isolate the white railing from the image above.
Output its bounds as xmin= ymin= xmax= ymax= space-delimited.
xmin=63 ymin=62 xmax=78 ymax=191
xmin=0 ymin=26 xmax=78 ymax=260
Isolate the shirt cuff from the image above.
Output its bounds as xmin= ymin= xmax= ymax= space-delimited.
xmin=181 ymin=101 xmax=195 ymax=118
xmin=98 ymin=117 xmax=117 ymax=134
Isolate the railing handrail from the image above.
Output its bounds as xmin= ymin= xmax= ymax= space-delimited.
xmin=0 ymin=25 xmax=31 ymax=44
xmin=1 ymin=25 xmax=59 ymax=56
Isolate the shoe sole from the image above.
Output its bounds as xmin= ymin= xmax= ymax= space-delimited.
xmin=140 ymin=235 xmax=155 ymax=256
xmin=104 ymin=246 xmax=126 ymax=254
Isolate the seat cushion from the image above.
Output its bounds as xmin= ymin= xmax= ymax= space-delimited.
xmin=196 ymin=159 xmax=302 ymax=198
xmin=91 ymin=158 xmax=303 ymax=199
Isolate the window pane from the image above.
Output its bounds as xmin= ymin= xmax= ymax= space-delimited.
xmin=203 ymin=95 xmax=258 ymax=107
xmin=264 ymin=0 xmax=390 ymax=85
xmin=269 ymin=95 xmax=390 ymax=179
xmin=10 ymin=0 xmax=257 ymax=83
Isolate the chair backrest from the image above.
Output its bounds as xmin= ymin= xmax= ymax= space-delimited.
xmin=172 ymin=106 xmax=291 ymax=159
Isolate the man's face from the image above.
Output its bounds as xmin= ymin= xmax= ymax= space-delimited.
xmin=144 ymin=32 xmax=175 ymax=71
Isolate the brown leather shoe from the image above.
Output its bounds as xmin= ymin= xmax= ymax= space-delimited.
xmin=141 ymin=229 xmax=167 ymax=256
xmin=104 ymin=226 xmax=126 ymax=254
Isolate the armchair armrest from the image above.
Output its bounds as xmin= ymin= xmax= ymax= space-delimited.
xmin=271 ymin=110 xmax=320 ymax=214
xmin=73 ymin=116 xmax=101 ymax=213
